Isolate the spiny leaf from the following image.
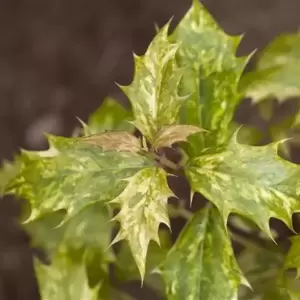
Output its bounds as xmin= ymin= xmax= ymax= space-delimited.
xmin=83 ymin=97 xmax=134 ymax=136
xmin=185 ymin=132 xmax=300 ymax=239
xmin=5 ymin=135 xmax=154 ymax=221
xmin=110 ymin=167 xmax=174 ymax=280
xmin=35 ymin=251 xmax=99 ymax=300
xmin=120 ymin=24 xmax=185 ymax=143
xmin=240 ymin=33 xmax=300 ymax=102
xmin=151 ymin=125 xmax=204 ymax=149
xmin=171 ymin=0 xmax=249 ymax=152
xmin=162 ymin=207 xmax=247 ymax=300
xmin=80 ymin=131 xmax=141 ymax=153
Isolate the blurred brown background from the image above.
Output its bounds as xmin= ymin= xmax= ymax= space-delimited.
xmin=1 ymin=0 xmax=300 ymax=299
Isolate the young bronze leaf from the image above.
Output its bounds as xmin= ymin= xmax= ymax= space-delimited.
xmin=80 ymin=131 xmax=141 ymax=153
xmin=185 ymin=132 xmax=300 ymax=239
xmin=4 ymin=135 xmax=154 ymax=221
xmin=151 ymin=125 xmax=203 ymax=149
xmin=171 ymin=0 xmax=249 ymax=152
xmin=162 ymin=207 xmax=247 ymax=300
xmin=110 ymin=167 xmax=174 ymax=281
xmin=119 ymin=24 xmax=185 ymax=143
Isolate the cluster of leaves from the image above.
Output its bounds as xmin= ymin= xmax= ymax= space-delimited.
xmin=2 ymin=1 xmax=300 ymax=299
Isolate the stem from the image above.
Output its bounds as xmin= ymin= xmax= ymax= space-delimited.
xmin=168 ymin=203 xmax=192 ymax=220
xmin=152 ymin=153 xmax=178 ymax=170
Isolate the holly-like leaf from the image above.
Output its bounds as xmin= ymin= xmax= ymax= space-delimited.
xmin=119 ymin=24 xmax=185 ymax=143
xmin=171 ymin=0 xmax=249 ymax=152
xmin=35 ymin=251 xmax=99 ymax=300
xmin=5 ymin=135 xmax=154 ymax=221
xmin=185 ymin=132 xmax=300 ymax=238
xmin=162 ymin=207 xmax=246 ymax=300
xmin=83 ymin=97 xmax=134 ymax=136
xmin=151 ymin=125 xmax=203 ymax=149
xmin=110 ymin=167 xmax=174 ymax=280
xmin=240 ymin=34 xmax=300 ymax=102
xmin=81 ymin=131 xmax=141 ymax=153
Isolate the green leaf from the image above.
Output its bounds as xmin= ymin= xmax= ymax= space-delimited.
xmin=185 ymin=132 xmax=300 ymax=238
xmin=35 ymin=251 xmax=99 ymax=300
xmin=151 ymin=125 xmax=203 ymax=150
xmin=284 ymin=235 xmax=300 ymax=277
xmin=240 ymin=34 xmax=300 ymax=102
xmin=110 ymin=167 xmax=174 ymax=281
xmin=5 ymin=135 xmax=154 ymax=221
xmin=171 ymin=0 xmax=249 ymax=152
xmin=238 ymin=243 xmax=300 ymax=300
xmin=83 ymin=97 xmax=134 ymax=135
xmin=120 ymin=24 xmax=185 ymax=143
xmin=230 ymin=123 xmax=264 ymax=145
xmin=0 ymin=160 xmax=20 ymax=195
xmin=115 ymin=229 xmax=171 ymax=295
xmin=25 ymin=202 xmax=113 ymax=259
xmin=116 ymin=229 xmax=172 ymax=281
xmin=81 ymin=131 xmax=141 ymax=153
xmin=162 ymin=207 xmax=246 ymax=300
xmin=238 ymin=244 xmax=284 ymax=299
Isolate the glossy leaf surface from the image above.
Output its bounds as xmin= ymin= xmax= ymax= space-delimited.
xmin=120 ymin=25 xmax=185 ymax=142
xmin=5 ymin=135 xmax=154 ymax=221
xmin=172 ymin=0 xmax=249 ymax=152
xmin=111 ymin=167 xmax=173 ymax=280
xmin=162 ymin=207 xmax=246 ymax=300
xmin=185 ymin=132 xmax=300 ymax=237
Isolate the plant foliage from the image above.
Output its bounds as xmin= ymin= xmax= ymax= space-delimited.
xmin=1 ymin=1 xmax=300 ymax=299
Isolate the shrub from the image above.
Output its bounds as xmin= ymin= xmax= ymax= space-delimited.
xmin=2 ymin=1 xmax=300 ymax=299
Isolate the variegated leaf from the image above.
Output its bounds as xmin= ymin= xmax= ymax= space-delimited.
xmin=120 ymin=24 xmax=185 ymax=143
xmin=171 ymin=0 xmax=249 ymax=152
xmin=162 ymin=207 xmax=247 ymax=300
xmin=185 ymin=132 xmax=300 ymax=238
xmin=80 ymin=131 xmax=141 ymax=153
xmin=35 ymin=251 xmax=99 ymax=300
xmin=110 ymin=167 xmax=174 ymax=280
xmin=151 ymin=125 xmax=203 ymax=149
xmin=4 ymin=135 xmax=154 ymax=221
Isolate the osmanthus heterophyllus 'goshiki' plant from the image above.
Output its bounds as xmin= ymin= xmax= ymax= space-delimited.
xmin=2 ymin=0 xmax=300 ymax=299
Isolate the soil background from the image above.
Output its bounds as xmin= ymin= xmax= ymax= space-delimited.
xmin=1 ymin=0 xmax=300 ymax=299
